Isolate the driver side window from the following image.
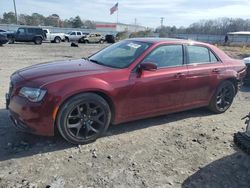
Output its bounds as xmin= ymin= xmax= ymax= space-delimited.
xmin=18 ymin=28 xmax=25 ymax=34
xmin=143 ymin=45 xmax=183 ymax=68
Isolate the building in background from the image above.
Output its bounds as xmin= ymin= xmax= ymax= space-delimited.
xmin=95 ymin=21 xmax=147 ymax=33
xmin=227 ymin=31 xmax=250 ymax=44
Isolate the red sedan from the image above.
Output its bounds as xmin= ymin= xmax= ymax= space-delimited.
xmin=6 ymin=38 xmax=246 ymax=144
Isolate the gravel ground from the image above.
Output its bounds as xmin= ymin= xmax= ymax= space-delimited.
xmin=0 ymin=42 xmax=250 ymax=188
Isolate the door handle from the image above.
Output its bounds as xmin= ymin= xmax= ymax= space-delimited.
xmin=212 ymin=68 xmax=220 ymax=73
xmin=175 ymin=72 xmax=185 ymax=78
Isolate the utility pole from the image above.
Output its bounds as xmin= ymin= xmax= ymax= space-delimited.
xmin=134 ymin=18 xmax=137 ymax=32
xmin=13 ymin=0 xmax=18 ymax=24
xmin=160 ymin=17 xmax=164 ymax=28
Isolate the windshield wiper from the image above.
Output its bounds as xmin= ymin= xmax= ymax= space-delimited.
xmin=82 ymin=57 xmax=89 ymax=61
xmin=89 ymin=59 xmax=105 ymax=66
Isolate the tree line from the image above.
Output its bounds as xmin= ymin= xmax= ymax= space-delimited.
xmin=1 ymin=12 xmax=250 ymax=35
xmin=157 ymin=18 xmax=250 ymax=35
xmin=0 ymin=12 xmax=96 ymax=29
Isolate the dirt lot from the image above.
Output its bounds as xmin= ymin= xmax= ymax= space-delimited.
xmin=0 ymin=43 xmax=250 ymax=188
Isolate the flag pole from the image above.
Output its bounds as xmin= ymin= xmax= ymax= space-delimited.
xmin=116 ymin=3 xmax=119 ymax=24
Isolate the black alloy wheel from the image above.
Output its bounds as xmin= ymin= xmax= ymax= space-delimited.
xmin=209 ymin=81 xmax=235 ymax=113
xmin=57 ymin=93 xmax=111 ymax=144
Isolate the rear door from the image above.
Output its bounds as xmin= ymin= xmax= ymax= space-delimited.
xmin=26 ymin=28 xmax=36 ymax=41
xmin=184 ymin=45 xmax=224 ymax=105
xmin=89 ymin=34 xmax=96 ymax=43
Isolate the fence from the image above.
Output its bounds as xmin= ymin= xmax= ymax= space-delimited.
xmin=171 ymin=34 xmax=250 ymax=45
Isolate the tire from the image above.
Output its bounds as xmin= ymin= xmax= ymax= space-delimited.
xmin=9 ymin=38 xmax=15 ymax=44
xmin=208 ymin=80 xmax=236 ymax=113
xmin=99 ymin=39 xmax=104 ymax=44
xmin=34 ymin=37 xmax=42 ymax=45
xmin=54 ymin=37 xmax=61 ymax=43
xmin=78 ymin=37 xmax=85 ymax=43
xmin=65 ymin=37 xmax=69 ymax=42
xmin=57 ymin=93 xmax=111 ymax=144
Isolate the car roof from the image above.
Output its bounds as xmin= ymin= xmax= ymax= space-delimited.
xmin=19 ymin=27 xmax=42 ymax=30
xmin=126 ymin=37 xmax=208 ymax=46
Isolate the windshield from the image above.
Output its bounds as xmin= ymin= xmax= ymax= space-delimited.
xmin=89 ymin=40 xmax=151 ymax=69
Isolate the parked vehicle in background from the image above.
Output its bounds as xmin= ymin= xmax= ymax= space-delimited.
xmin=0 ymin=33 xmax=8 ymax=46
xmin=105 ymin=34 xmax=116 ymax=43
xmin=0 ymin=29 xmax=7 ymax=34
xmin=244 ymin=57 xmax=250 ymax=85
xmin=0 ymin=29 xmax=14 ymax=37
xmin=81 ymin=33 xmax=105 ymax=43
xmin=65 ymin=31 xmax=89 ymax=42
xmin=43 ymin=29 xmax=65 ymax=43
xmin=6 ymin=38 xmax=246 ymax=144
xmin=7 ymin=27 xmax=45 ymax=45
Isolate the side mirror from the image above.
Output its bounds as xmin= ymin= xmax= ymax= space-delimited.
xmin=140 ymin=62 xmax=157 ymax=71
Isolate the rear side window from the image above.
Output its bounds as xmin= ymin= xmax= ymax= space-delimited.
xmin=77 ymin=32 xmax=81 ymax=35
xmin=27 ymin=28 xmax=41 ymax=34
xmin=187 ymin=45 xmax=218 ymax=64
xmin=210 ymin=51 xmax=218 ymax=62
xmin=143 ymin=45 xmax=183 ymax=68
xmin=27 ymin=28 xmax=33 ymax=33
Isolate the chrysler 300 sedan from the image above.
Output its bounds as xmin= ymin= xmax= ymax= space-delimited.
xmin=6 ymin=38 xmax=246 ymax=144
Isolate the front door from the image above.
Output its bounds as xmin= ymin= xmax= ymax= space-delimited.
xmin=15 ymin=28 xmax=27 ymax=42
xmin=123 ymin=44 xmax=188 ymax=119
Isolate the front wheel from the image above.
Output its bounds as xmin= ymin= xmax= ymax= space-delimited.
xmin=8 ymin=38 xmax=15 ymax=44
xmin=57 ymin=93 xmax=111 ymax=144
xmin=208 ymin=81 xmax=235 ymax=113
xmin=65 ymin=37 xmax=69 ymax=42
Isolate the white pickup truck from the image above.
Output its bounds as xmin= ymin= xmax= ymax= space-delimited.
xmin=64 ymin=31 xmax=89 ymax=42
xmin=43 ymin=29 xmax=65 ymax=43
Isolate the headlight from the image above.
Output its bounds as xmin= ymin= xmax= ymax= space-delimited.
xmin=19 ymin=87 xmax=47 ymax=102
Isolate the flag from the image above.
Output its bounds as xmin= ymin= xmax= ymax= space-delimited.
xmin=110 ymin=3 xmax=118 ymax=15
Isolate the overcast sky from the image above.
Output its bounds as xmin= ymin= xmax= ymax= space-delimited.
xmin=1 ymin=0 xmax=250 ymax=28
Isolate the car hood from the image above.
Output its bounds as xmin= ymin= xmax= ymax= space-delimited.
xmin=16 ymin=59 xmax=115 ymax=85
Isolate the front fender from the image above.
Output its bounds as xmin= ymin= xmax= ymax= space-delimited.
xmin=46 ymin=76 xmax=115 ymax=112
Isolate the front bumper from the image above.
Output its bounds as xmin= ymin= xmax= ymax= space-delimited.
xmin=6 ymin=94 xmax=55 ymax=136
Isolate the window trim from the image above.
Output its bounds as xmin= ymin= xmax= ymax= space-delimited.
xmin=185 ymin=44 xmax=222 ymax=65
xmin=136 ymin=44 xmax=185 ymax=70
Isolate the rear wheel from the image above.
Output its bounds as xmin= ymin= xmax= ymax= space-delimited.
xmin=208 ymin=81 xmax=235 ymax=113
xmin=34 ymin=37 xmax=42 ymax=45
xmin=57 ymin=93 xmax=111 ymax=144
xmin=54 ymin=37 xmax=61 ymax=43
